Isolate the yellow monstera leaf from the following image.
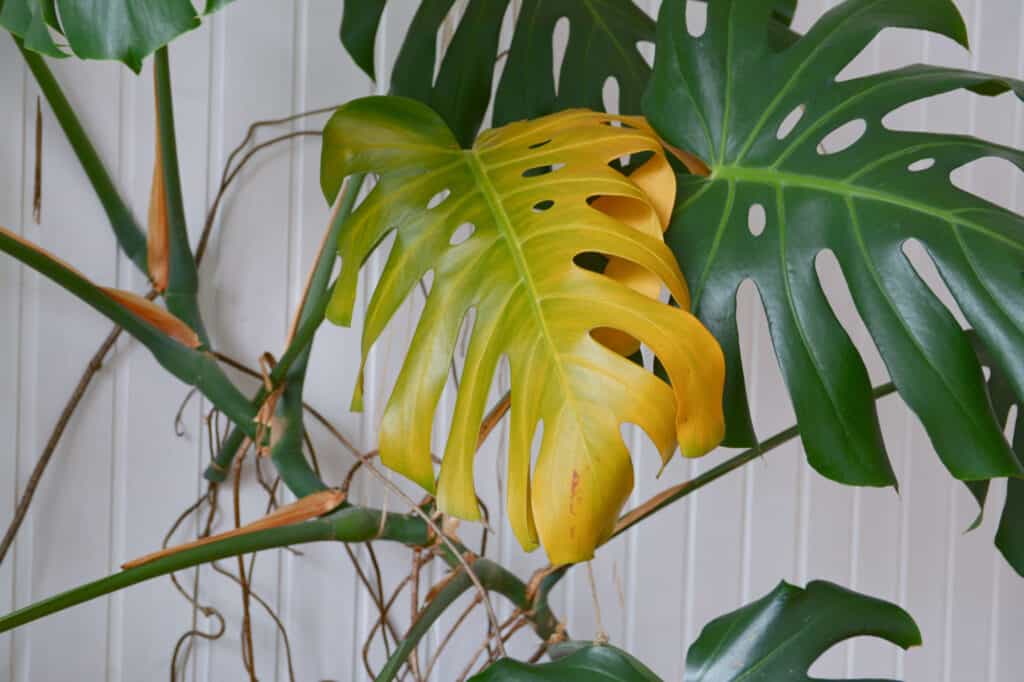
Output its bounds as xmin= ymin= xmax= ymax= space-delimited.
xmin=321 ymin=96 xmax=725 ymax=565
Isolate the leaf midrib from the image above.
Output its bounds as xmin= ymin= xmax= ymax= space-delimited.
xmin=712 ymin=165 xmax=1024 ymax=253
xmin=462 ymin=150 xmax=586 ymax=442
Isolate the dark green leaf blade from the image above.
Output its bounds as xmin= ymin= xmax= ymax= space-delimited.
xmin=471 ymin=643 xmax=662 ymax=682
xmin=339 ymin=0 xmax=657 ymax=146
xmin=338 ymin=0 xmax=798 ymax=141
xmin=966 ymin=334 xmax=1024 ymax=576
xmin=1 ymin=0 xmax=67 ymax=57
xmin=685 ymin=580 xmax=921 ymax=681
xmin=340 ymin=0 xmax=386 ymax=80
xmin=5 ymin=0 xmax=238 ymax=70
xmin=644 ymin=0 xmax=1024 ymax=485
xmin=54 ymin=0 xmax=198 ymax=71
xmin=492 ymin=0 xmax=656 ymax=126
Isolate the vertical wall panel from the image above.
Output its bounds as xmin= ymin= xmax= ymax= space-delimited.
xmin=280 ymin=1 xmax=374 ymax=681
xmin=0 ymin=35 xmax=25 ymax=682
xmin=13 ymin=52 xmax=123 ymax=682
xmin=194 ymin=3 xmax=297 ymax=679
xmin=107 ymin=22 xmax=217 ymax=682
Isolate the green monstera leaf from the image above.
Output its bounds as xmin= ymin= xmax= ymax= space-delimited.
xmin=966 ymin=334 xmax=1024 ymax=576
xmin=340 ymin=0 xmax=657 ymax=146
xmin=685 ymin=581 xmax=921 ymax=681
xmin=471 ymin=643 xmax=661 ymax=681
xmin=644 ymin=0 xmax=1024 ymax=487
xmin=1 ymin=0 xmax=234 ymax=71
xmin=339 ymin=0 xmax=804 ymax=148
xmin=320 ymin=96 xmax=726 ymax=565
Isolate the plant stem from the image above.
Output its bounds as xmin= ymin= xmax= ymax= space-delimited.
xmin=15 ymin=37 xmax=149 ymax=277
xmin=204 ymin=174 xmax=365 ymax=486
xmin=532 ymin=382 xmax=901 ymax=606
xmin=0 ymin=502 xmax=564 ymax=648
xmin=0 ymin=506 xmax=427 ymax=634
xmin=153 ymin=46 xmax=207 ymax=341
xmin=612 ymin=381 xmax=897 ymax=538
xmin=375 ymin=567 xmax=475 ymax=682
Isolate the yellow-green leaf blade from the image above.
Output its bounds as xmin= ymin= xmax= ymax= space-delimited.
xmin=322 ymin=96 xmax=725 ymax=564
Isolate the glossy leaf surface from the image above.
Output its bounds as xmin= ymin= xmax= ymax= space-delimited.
xmin=966 ymin=334 xmax=1024 ymax=576
xmin=645 ymin=0 xmax=1024 ymax=487
xmin=1 ymin=0 xmax=236 ymax=71
xmin=321 ymin=97 xmax=725 ymax=564
xmin=339 ymin=0 xmax=656 ymax=147
xmin=471 ymin=643 xmax=661 ymax=681
xmin=685 ymin=580 xmax=921 ymax=681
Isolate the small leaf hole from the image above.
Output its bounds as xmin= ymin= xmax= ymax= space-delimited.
xmin=908 ymin=158 xmax=935 ymax=173
xmin=818 ymin=119 xmax=866 ymax=156
xmin=602 ymin=75 xmax=620 ymax=114
xmin=449 ymin=222 xmax=475 ymax=246
xmin=636 ymin=40 xmax=655 ymax=67
xmin=685 ymin=0 xmax=707 ymax=37
xmin=522 ymin=162 xmax=565 ymax=178
xmin=552 ymin=17 xmax=570 ymax=93
xmin=776 ymin=105 xmax=805 ymax=141
xmin=748 ymin=203 xmax=766 ymax=237
xmin=533 ymin=200 xmax=555 ymax=212
xmin=427 ymin=188 xmax=451 ymax=209
xmin=528 ymin=139 xmax=551 ymax=150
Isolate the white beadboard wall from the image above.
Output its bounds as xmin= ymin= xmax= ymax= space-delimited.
xmin=1 ymin=1 xmax=1023 ymax=680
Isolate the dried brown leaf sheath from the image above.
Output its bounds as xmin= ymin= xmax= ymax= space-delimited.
xmin=122 ymin=489 xmax=346 ymax=568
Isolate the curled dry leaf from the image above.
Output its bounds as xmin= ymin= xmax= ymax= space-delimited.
xmin=122 ymin=488 xmax=346 ymax=568
xmin=321 ymin=97 xmax=726 ymax=564
xmin=146 ymin=99 xmax=170 ymax=292
xmin=0 ymin=225 xmax=199 ymax=349
xmin=102 ymin=288 xmax=200 ymax=349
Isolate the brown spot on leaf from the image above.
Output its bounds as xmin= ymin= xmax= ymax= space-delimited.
xmin=569 ymin=469 xmax=581 ymax=516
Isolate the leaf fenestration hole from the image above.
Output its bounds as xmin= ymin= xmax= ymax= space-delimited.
xmin=590 ymin=326 xmax=641 ymax=356
xmin=602 ymin=76 xmax=620 ymax=115
xmin=908 ymin=158 xmax=935 ymax=173
xmin=528 ymin=139 xmax=551 ymax=150
xmin=1006 ymin=405 xmax=1018 ymax=441
xmin=818 ymin=119 xmax=866 ymax=156
xmin=456 ymin=306 xmax=477 ymax=360
xmin=449 ymin=222 xmax=475 ymax=246
xmin=573 ymin=251 xmax=609 ymax=273
xmin=902 ymin=238 xmax=970 ymax=328
xmin=522 ymin=162 xmax=565 ymax=178
xmin=814 ymin=250 xmax=889 ymax=383
xmin=685 ymin=0 xmax=708 ymax=37
xmin=530 ymin=419 xmax=545 ymax=473
xmin=433 ymin=2 xmax=463 ymax=86
xmin=427 ymin=188 xmax=451 ymax=209
xmin=636 ymin=40 xmax=655 ymax=67
xmin=836 ymin=28 xmax=925 ymax=83
xmin=776 ymin=105 xmax=805 ymax=141
xmin=552 ymin=16 xmax=570 ymax=93
xmin=533 ymin=200 xmax=555 ymax=212
xmin=748 ymin=203 xmax=766 ymax=237
xmin=951 ymin=156 xmax=1024 ymax=211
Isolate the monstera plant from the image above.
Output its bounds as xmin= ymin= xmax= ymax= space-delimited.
xmin=0 ymin=0 xmax=1021 ymax=679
